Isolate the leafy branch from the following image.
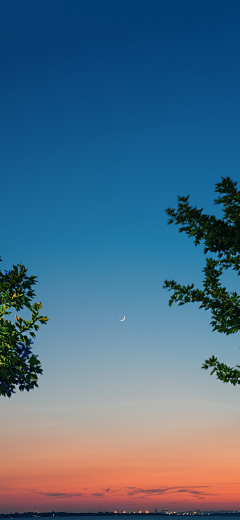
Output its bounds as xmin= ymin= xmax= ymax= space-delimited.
xmin=163 ymin=177 xmax=240 ymax=385
xmin=0 ymin=261 xmax=48 ymax=397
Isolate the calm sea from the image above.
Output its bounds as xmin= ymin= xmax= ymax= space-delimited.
xmin=22 ymin=516 xmax=240 ymax=520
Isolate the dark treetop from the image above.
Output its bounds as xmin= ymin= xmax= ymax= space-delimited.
xmin=163 ymin=177 xmax=240 ymax=385
xmin=0 ymin=261 xmax=48 ymax=397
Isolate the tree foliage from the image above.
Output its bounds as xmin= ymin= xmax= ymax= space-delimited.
xmin=0 ymin=260 xmax=48 ymax=397
xmin=163 ymin=176 xmax=240 ymax=385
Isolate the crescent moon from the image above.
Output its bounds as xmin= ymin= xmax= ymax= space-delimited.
xmin=120 ymin=315 xmax=126 ymax=321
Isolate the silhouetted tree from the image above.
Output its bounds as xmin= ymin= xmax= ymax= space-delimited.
xmin=163 ymin=177 xmax=240 ymax=385
xmin=0 ymin=261 xmax=48 ymax=397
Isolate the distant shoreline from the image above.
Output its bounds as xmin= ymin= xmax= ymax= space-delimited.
xmin=1 ymin=514 xmax=240 ymax=518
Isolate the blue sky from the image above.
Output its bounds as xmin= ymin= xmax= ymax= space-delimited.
xmin=1 ymin=0 xmax=240 ymax=401
xmin=1 ymin=1 xmax=240 ymax=512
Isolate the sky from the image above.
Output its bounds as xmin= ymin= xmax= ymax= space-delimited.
xmin=1 ymin=0 xmax=240 ymax=513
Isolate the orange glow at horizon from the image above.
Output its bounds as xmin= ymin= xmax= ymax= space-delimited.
xmin=2 ymin=382 xmax=240 ymax=515
xmin=1 ymin=415 xmax=240 ymax=513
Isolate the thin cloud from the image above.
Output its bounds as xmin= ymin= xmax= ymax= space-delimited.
xmin=43 ymin=492 xmax=84 ymax=498
xmin=126 ymin=486 xmax=216 ymax=497
xmin=9 ymin=488 xmax=86 ymax=498
xmin=127 ymin=488 xmax=170 ymax=496
xmin=0 ymin=485 xmax=218 ymax=500
xmin=177 ymin=490 xmax=204 ymax=495
xmin=101 ymin=487 xmax=122 ymax=495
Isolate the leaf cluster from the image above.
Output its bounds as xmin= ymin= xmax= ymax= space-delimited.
xmin=163 ymin=177 xmax=240 ymax=385
xmin=0 ymin=261 xmax=48 ymax=397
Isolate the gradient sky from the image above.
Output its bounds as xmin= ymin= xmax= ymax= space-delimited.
xmin=1 ymin=0 xmax=240 ymax=513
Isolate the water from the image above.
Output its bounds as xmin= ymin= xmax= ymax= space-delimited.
xmin=14 ymin=512 xmax=240 ymax=520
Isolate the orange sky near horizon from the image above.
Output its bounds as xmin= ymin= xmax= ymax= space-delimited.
xmin=1 ymin=396 xmax=240 ymax=513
